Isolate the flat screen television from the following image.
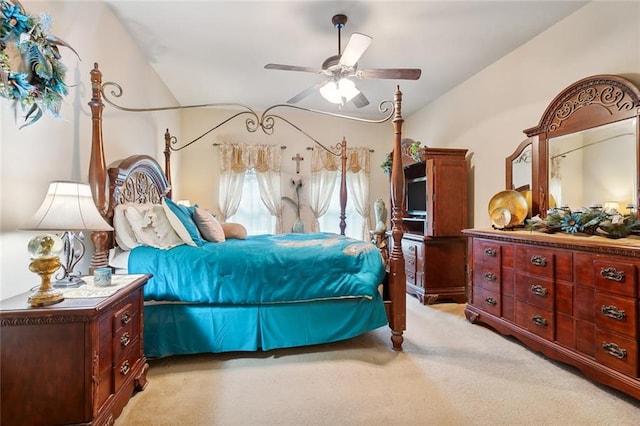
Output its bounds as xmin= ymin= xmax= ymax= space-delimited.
xmin=406 ymin=177 xmax=427 ymax=217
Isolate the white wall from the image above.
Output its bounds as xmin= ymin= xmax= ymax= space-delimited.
xmin=177 ymin=107 xmax=397 ymax=234
xmin=405 ymin=1 xmax=640 ymax=228
xmin=1 ymin=1 xmax=180 ymax=300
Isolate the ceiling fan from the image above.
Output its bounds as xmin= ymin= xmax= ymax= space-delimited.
xmin=264 ymin=14 xmax=421 ymax=108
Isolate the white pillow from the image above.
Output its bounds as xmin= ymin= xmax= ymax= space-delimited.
xmin=113 ymin=203 xmax=141 ymax=251
xmin=162 ymin=198 xmax=197 ymax=247
xmin=193 ymin=207 xmax=225 ymax=242
xmin=124 ymin=204 xmax=184 ymax=249
xmin=109 ymin=246 xmax=130 ymax=270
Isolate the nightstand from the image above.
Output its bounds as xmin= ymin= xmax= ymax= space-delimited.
xmin=1 ymin=273 xmax=151 ymax=426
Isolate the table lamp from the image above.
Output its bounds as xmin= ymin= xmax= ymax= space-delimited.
xmin=22 ymin=181 xmax=114 ymax=292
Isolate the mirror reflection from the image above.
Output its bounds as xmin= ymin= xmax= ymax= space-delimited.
xmin=512 ymin=144 xmax=532 ymax=192
xmin=548 ymin=117 xmax=637 ymax=213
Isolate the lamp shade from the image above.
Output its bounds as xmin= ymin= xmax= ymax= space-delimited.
xmin=22 ymin=181 xmax=114 ymax=231
xmin=320 ymin=78 xmax=360 ymax=104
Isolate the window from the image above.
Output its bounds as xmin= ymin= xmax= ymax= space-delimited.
xmin=318 ymin=173 xmax=364 ymax=240
xmin=228 ymin=170 xmax=274 ymax=235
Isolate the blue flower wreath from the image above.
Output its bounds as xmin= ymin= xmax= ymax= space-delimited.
xmin=0 ymin=0 xmax=78 ymax=128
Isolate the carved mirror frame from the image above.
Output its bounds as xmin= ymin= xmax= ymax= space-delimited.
xmin=514 ymin=74 xmax=640 ymax=218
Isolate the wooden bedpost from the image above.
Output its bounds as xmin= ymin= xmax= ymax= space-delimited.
xmin=88 ymin=63 xmax=110 ymax=272
xmin=388 ymin=86 xmax=406 ymax=350
xmin=339 ymin=137 xmax=348 ymax=236
xmin=163 ymin=129 xmax=173 ymax=199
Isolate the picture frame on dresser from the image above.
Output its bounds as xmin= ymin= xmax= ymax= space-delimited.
xmin=464 ymin=74 xmax=640 ymax=400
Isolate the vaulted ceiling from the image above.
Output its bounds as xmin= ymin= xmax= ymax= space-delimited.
xmin=105 ymin=1 xmax=587 ymax=117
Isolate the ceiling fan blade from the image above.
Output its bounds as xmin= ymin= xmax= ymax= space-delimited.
xmin=351 ymin=92 xmax=369 ymax=108
xmin=356 ymin=68 xmax=422 ymax=80
xmin=265 ymin=64 xmax=322 ymax=74
xmin=287 ymin=81 xmax=325 ymax=104
xmin=339 ymin=33 xmax=372 ymax=68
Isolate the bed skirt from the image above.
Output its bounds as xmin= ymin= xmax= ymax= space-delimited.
xmin=143 ymin=293 xmax=388 ymax=358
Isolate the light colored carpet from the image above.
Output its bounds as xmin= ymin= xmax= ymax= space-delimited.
xmin=116 ymin=297 xmax=640 ymax=425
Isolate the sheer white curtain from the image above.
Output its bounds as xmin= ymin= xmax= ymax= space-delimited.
xmin=346 ymin=147 xmax=371 ymax=240
xmin=254 ymin=145 xmax=284 ymax=233
xmin=218 ymin=144 xmax=246 ymax=221
xmin=309 ymin=147 xmax=339 ymax=232
xmin=218 ymin=143 xmax=282 ymax=230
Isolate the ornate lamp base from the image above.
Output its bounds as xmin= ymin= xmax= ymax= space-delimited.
xmin=28 ymin=257 xmax=64 ymax=307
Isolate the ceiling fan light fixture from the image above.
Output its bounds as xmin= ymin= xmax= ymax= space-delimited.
xmin=320 ymin=78 xmax=360 ymax=104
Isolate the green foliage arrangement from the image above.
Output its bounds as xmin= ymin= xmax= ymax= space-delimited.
xmin=526 ymin=206 xmax=640 ymax=239
xmin=1 ymin=0 xmax=78 ymax=128
xmin=380 ymin=139 xmax=422 ymax=174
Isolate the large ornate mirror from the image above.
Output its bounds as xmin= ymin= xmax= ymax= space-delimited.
xmin=511 ymin=74 xmax=640 ymax=218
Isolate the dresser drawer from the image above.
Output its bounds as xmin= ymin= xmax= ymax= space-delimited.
xmin=596 ymin=329 xmax=638 ymax=377
xmin=515 ymin=273 xmax=554 ymax=311
xmin=472 ymin=286 xmax=501 ymax=317
xmin=516 ymin=301 xmax=554 ymax=341
xmin=473 ymin=264 xmax=501 ymax=293
xmin=516 ymin=247 xmax=555 ymax=279
xmin=473 ymin=239 xmax=501 ymax=267
xmin=594 ymin=259 xmax=637 ymax=298
xmin=594 ymin=292 xmax=637 ymax=338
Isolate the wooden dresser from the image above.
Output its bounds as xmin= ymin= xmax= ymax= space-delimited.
xmin=464 ymin=229 xmax=640 ymax=399
xmin=0 ymin=274 xmax=150 ymax=425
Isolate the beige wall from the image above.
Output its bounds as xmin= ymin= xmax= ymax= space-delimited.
xmin=1 ymin=1 xmax=180 ymax=299
xmin=177 ymin=107 xmax=395 ymax=232
xmin=405 ymin=1 xmax=640 ymax=229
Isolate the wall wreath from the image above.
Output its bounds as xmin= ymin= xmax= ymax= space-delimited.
xmin=0 ymin=0 xmax=77 ymax=128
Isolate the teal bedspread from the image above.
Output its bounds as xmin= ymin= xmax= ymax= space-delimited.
xmin=129 ymin=233 xmax=385 ymax=304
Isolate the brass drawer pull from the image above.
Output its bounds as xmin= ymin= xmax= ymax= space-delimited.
xmin=600 ymin=305 xmax=626 ymax=321
xmin=484 ymin=247 xmax=496 ymax=257
xmin=120 ymin=332 xmax=131 ymax=348
xmin=485 ymin=297 xmax=497 ymax=306
xmin=120 ymin=311 xmax=132 ymax=326
xmin=531 ymin=315 xmax=548 ymax=327
xmin=530 ymin=284 xmax=547 ymax=297
xmin=120 ymin=360 xmax=131 ymax=376
xmin=530 ymin=255 xmax=548 ymax=267
xmin=484 ymin=272 xmax=497 ymax=282
xmin=602 ymin=342 xmax=627 ymax=360
xmin=600 ymin=267 xmax=625 ymax=282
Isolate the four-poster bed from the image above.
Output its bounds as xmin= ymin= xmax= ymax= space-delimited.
xmin=87 ymin=63 xmax=406 ymax=356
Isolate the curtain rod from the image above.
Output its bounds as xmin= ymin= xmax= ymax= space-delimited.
xmin=306 ymin=146 xmax=374 ymax=152
xmin=212 ymin=143 xmax=287 ymax=150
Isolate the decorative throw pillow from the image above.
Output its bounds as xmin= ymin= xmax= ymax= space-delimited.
xmin=162 ymin=197 xmax=206 ymax=246
xmin=221 ymin=222 xmax=248 ymax=240
xmin=124 ymin=204 xmax=184 ymax=249
xmin=113 ymin=203 xmax=142 ymax=251
xmin=162 ymin=198 xmax=198 ymax=247
xmin=193 ymin=207 xmax=225 ymax=242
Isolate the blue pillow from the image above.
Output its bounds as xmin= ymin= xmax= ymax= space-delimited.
xmin=162 ymin=197 xmax=207 ymax=246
